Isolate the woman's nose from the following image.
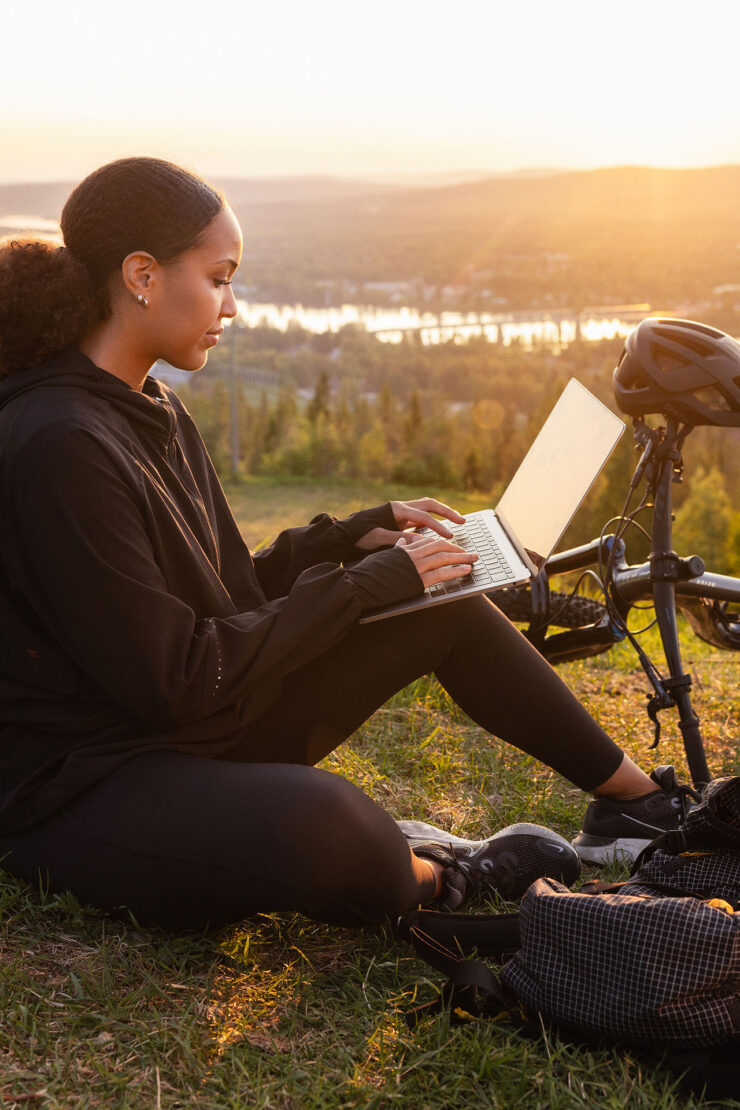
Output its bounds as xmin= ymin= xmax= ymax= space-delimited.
xmin=221 ymin=285 xmax=238 ymax=319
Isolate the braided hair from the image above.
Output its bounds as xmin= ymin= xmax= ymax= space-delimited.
xmin=0 ymin=157 xmax=224 ymax=378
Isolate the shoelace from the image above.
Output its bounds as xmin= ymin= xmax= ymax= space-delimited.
xmin=621 ymin=781 xmax=702 ymax=837
xmin=445 ymin=845 xmax=511 ymax=900
xmin=448 ymin=845 xmax=490 ymax=889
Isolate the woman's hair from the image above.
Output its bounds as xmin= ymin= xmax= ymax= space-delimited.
xmin=0 ymin=157 xmax=224 ymax=377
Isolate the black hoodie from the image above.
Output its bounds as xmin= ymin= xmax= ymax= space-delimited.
xmin=0 ymin=351 xmax=422 ymax=832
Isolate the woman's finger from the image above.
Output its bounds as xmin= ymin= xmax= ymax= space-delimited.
xmin=415 ymin=560 xmax=475 ymax=588
xmin=396 ymin=535 xmax=478 ymax=588
xmin=422 ymin=562 xmax=474 ymax=587
xmin=410 ymin=497 xmax=466 ymax=522
xmin=405 ymin=498 xmax=466 ymax=523
xmin=419 ymin=517 xmax=456 ymax=539
xmin=390 ymin=499 xmax=466 ymax=538
xmin=397 ymin=534 xmax=468 ymax=556
xmin=414 ymin=550 xmax=477 ymax=574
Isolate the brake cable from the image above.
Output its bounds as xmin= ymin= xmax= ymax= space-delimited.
xmin=598 ymin=421 xmax=682 ymax=747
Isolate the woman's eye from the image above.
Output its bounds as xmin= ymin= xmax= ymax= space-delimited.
xmin=214 ymin=279 xmax=232 ymax=287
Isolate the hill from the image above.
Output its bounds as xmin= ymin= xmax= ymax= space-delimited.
xmin=227 ymin=164 xmax=740 ymax=310
xmin=2 ymin=166 xmax=739 ymax=312
xmin=0 ymin=180 xmax=72 ymax=218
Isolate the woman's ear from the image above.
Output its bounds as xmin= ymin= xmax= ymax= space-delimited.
xmin=120 ymin=251 xmax=157 ymax=302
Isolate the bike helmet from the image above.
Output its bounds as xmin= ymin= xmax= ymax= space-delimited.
xmin=613 ymin=317 xmax=740 ymax=426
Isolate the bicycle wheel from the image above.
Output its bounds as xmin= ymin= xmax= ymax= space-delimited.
xmin=491 ymin=585 xmax=608 ymax=628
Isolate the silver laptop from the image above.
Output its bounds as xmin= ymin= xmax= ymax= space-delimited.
xmin=360 ymin=378 xmax=625 ymax=623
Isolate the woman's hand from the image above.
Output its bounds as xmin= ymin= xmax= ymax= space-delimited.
xmin=355 ymin=498 xmax=467 ymax=551
xmin=393 ymin=532 xmax=478 ymax=589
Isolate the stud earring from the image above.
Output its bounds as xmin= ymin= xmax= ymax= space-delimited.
xmin=136 ymin=294 xmax=149 ymax=308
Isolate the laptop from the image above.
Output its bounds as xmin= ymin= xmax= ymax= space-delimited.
xmin=360 ymin=378 xmax=625 ymax=623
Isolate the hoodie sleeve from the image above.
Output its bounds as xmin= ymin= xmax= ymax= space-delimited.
xmin=6 ymin=424 xmax=423 ymax=731
xmin=252 ymin=502 xmax=399 ymax=600
xmin=174 ymin=398 xmax=400 ymax=603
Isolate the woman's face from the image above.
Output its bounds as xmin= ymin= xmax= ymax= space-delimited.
xmin=149 ymin=205 xmax=243 ymax=372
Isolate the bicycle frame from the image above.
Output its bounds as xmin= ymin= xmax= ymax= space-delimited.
xmin=524 ymin=416 xmax=740 ymax=787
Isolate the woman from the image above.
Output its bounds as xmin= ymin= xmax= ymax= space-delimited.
xmin=0 ymin=158 xmax=685 ymax=930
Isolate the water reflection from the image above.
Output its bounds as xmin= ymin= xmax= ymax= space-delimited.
xmin=236 ymin=300 xmax=646 ymax=347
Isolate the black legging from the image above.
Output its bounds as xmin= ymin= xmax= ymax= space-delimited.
xmin=0 ymin=597 xmax=624 ymax=929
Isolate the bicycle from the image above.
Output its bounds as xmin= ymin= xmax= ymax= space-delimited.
xmin=492 ymin=317 xmax=740 ymax=788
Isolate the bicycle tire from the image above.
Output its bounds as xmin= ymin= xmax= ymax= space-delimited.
xmin=491 ymin=586 xmax=608 ymax=628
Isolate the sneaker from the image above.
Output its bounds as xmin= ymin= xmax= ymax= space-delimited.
xmin=397 ymin=819 xmax=582 ymax=910
xmin=572 ymin=765 xmax=700 ymax=866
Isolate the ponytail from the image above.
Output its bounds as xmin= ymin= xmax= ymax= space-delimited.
xmin=0 ymin=239 xmax=106 ymax=379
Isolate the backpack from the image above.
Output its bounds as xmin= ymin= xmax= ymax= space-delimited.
xmin=398 ymin=775 xmax=740 ymax=1101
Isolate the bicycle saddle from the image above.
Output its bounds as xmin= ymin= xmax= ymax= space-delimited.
xmin=613 ymin=317 xmax=740 ymax=426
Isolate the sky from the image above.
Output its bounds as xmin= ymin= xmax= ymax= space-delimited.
xmin=2 ymin=0 xmax=740 ymax=183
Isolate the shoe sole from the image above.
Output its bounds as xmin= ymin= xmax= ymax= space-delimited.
xmin=572 ymin=831 xmax=653 ymax=866
xmin=396 ymin=819 xmax=486 ymax=847
xmin=400 ymin=820 xmax=581 ymax=895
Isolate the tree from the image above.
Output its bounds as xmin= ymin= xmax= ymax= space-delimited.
xmin=462 ymin=448 xmax=483 ymax=491
xmin=404 ymin=390 xmax=423 ymax=445
xmin=724 ymin=512 xmax=740 ymax=576
xmin=673 ymin=467 xmax=732 ymax=572
xmin=307 ymin=413 xmax=341 ymax=477
xmin=357 ymin=423 xmax=389 ymax=481
xmin=307 ymin=370 xmax=331 ymax=424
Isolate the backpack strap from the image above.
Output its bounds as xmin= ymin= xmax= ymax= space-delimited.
xmin=397 ymin=908 xmax=520 ymax=965
xmin=636 ymin=776 xmax=740 ymax=867
xmin=632 ymin=828 xmax=689 ymax=868
xmin=405 ymin=956 xmax=515 ymax=1027
xmin=397 ymin=908 xmax=522 ymax=1027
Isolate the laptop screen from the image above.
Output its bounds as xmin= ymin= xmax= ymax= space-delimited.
xmin=495 ymin=379 xmax=625 ymax=565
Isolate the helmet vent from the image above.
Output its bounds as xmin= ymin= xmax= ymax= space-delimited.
xmin=655 ymin=319 xmax=724 ymax=340
xmin=653 ymin=327 xmax=713 ymax=358
xmin=694 ymin=385 xmax=732 ymax=411
xmin=651 ymin=342 xmax=689 ymax=372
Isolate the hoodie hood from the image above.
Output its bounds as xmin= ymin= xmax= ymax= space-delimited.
xmin=0 ymin=349 xmax=176 ymax=444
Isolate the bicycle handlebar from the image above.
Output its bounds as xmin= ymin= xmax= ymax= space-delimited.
xmin=528 ymin=538 xmax=740 ymax=656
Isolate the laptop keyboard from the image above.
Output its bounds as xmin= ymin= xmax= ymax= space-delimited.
xmin=419 ymin=516 xmax=519 ymax=597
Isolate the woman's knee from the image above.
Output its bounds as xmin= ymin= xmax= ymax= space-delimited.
xmin=294 ymin=769 xmax=422 ymax=921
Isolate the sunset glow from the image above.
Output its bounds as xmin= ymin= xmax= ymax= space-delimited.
xmin=2 ymin=0 xmax=739 ymax=182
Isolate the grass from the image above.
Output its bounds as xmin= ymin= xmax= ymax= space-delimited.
xmin=1 ymin=478 xmax=739 ymax=1109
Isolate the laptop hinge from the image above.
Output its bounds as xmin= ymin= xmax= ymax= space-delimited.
xmin=494 ymin=507 xmax=542 ymax=578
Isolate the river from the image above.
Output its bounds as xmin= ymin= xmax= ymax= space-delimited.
xmin=235 ymin=300 xmax=652 ymax=348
